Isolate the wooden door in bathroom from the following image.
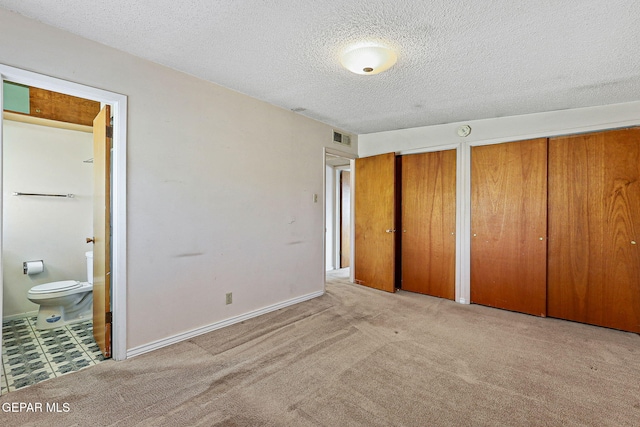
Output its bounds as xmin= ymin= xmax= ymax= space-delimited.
xmin=92 ymin=105 xmax=112 ymax=358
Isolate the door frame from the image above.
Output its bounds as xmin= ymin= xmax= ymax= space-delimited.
xmin=337 ymin=168 xmax=351 ymax=269
xmin=0 ymin=64 xmax=128 ymax=361
xmin=323 ymin=147 xmax=356 ymax=285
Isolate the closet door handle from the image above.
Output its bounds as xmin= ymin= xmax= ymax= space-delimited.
xmin=385 ymin=229 xmax=396 ymax=233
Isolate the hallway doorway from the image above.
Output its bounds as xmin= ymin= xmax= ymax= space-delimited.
xmin=324 ymin=149 xmax=355 ymax=284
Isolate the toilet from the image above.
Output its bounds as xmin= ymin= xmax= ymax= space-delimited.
xmin=27 ymin=251 xmax=94 ymax=330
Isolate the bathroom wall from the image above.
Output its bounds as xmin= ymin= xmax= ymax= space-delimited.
xmin=2 ymin=119 xmax=93 ymax=318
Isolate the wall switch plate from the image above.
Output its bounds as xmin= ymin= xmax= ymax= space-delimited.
xmin=226 ymin=292 xmax=233 ymax=305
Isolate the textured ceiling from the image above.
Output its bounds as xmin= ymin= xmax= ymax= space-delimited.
xmin=1 ymin=1 xmax=639 ymax=134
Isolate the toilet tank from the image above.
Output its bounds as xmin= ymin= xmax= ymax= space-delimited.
xmin=86 ymin=251 xmax=94 ymax=284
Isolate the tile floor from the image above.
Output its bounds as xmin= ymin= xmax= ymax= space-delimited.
xmin=1 ymin=316 xmax=105 ymax=395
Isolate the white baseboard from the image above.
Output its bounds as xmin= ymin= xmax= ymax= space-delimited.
xmin=3 ymin=310 xmax=38 ymax=322
xmin=126 ymin=290 xmax=325 ymax=359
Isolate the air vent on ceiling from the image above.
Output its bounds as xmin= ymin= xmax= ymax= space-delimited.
xmin=333 ymin=131 xmax=351 ymax=146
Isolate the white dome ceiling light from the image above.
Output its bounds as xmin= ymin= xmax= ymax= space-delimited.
xmin=340 ymin=44 xmax=397 ymax=75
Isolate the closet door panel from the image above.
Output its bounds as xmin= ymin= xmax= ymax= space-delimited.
xmin=401 ymin=150 xmax=456 ymax=299
xmin=471 ymin=139 xmax=548 ymax=316
xmin=354 ymin=153 xmax=396 ymax=293
xmin=548 ymin=129 xmax=640 ymax=332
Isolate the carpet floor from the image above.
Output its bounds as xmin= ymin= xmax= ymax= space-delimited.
xmin=1 ymin=269 xmax=639 ymax=426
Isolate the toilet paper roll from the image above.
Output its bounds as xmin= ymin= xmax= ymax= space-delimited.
xmin=23 ymin=260 xmax=44 ymax=275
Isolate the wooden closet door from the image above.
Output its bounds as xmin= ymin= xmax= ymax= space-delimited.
xmin=401 ymin=150 xmax=456 ymax=299
xmin=548 ymin=128 xmax=640 ymax=332
xmin=471 ymin=139 xmax=548 ymax=316
xmin=354 ymin=153 xmax=396 ymax=292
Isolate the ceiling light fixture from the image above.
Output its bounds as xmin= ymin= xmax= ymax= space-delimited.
xmin=340 ymin=44 xmax=397 ymax=75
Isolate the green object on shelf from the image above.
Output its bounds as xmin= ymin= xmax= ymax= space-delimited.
xmin=3 ymin=81 xmax=30 ymax=114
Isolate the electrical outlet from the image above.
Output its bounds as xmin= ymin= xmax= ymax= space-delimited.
xmin=226 ymin=292 xmax=233 ymax=305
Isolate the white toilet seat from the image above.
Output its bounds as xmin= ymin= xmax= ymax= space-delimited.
xmin=28 ymin=280 xmax=92 ymax=301
xmin=29 ymin=280 xmax=82 ymax=294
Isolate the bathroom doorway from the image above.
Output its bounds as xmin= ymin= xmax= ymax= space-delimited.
xmin=0 ymin=65 xmax=127 ymax=393
xmin=324 ymin=148 xmax=355 ymax=285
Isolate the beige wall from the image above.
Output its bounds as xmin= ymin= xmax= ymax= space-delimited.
xmin=2 ymin=120 xmax=93 ymax=317
xmin=0 ymin=9 xmax=357 ymax=351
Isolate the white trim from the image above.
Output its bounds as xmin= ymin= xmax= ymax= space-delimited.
xmin=325 ymin=147 xmax=358 ymax=159
xmin=398 ymin=142 xmax=461 ymax=156
xmin=459 ymin=143 xmax=471 ymax=304
xmin=126 ymin=290 xmax=325 ymax=358
xmin=322 ymin=151 xmax=327 ymax=289
xmin=0 ymin=64 xmax=128 ymax=361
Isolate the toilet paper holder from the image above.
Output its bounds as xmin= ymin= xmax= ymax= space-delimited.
xmin=23 ymin=260 xmax=45 ymax=275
